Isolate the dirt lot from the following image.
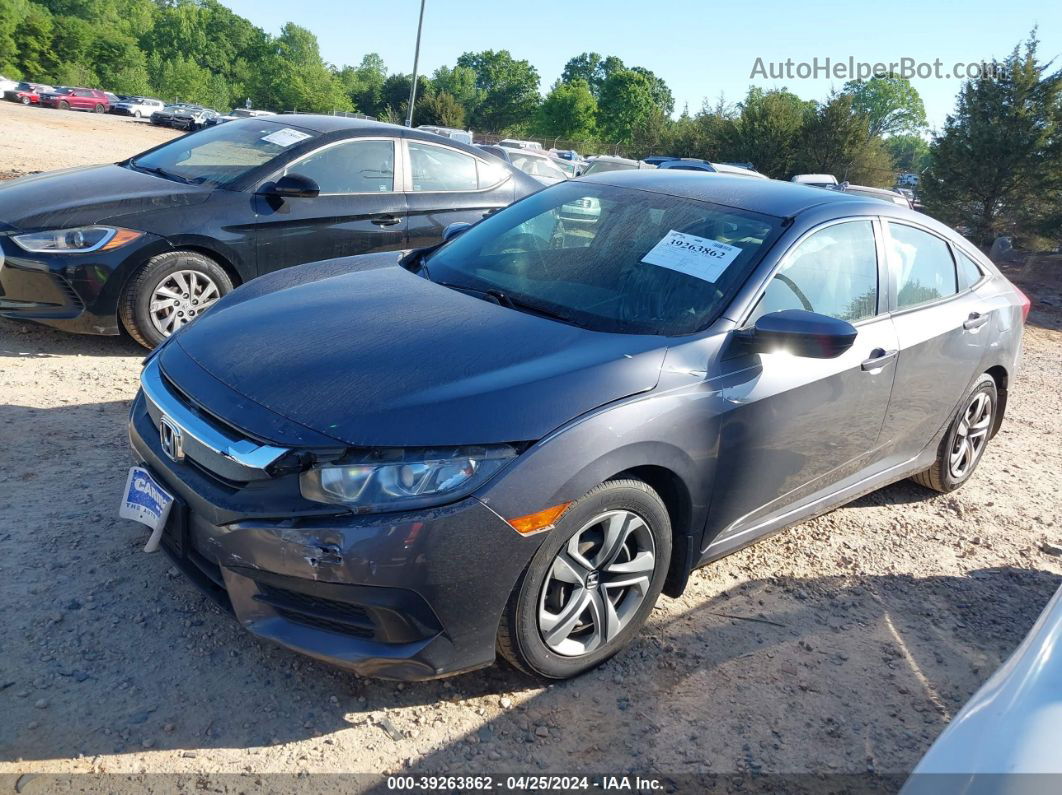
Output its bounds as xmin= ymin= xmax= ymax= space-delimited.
xmin=0 ymin=100 xmax=179 ymax=180
xmin=1 ymin=105 xmax=1060 ymax=790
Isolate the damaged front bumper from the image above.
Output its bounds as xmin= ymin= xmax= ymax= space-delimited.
xmin=128 ymin=389 xmax=542 ymax=680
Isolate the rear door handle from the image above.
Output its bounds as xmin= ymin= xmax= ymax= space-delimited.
xmin=861 ymin=348 xmax=898 ymax=371
xmin=963 ymin=312 xmax=989 ymax=330
xmin=370 ymin=214 xmax=401 ymax=227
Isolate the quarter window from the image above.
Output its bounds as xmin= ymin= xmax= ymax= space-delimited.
xmin=889 ymin=223 xmax=958 ymax=308
xmin=287 ymin=139 xmax=395 ymax=194
xmin=956 ymin=250 xmax=984 ymax=290
xmin=408 ymin=142 xmax=478 ymax=191
xmin=751 ymin=220 xmax=879 ymax=323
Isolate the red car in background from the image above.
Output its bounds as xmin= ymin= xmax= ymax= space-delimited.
xmin=43 ymin=87 xmax=109 ymax=112
xmin=4 ymin=81 xmax=51 ymax=105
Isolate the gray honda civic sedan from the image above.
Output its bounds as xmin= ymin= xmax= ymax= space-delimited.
xmin=122 ymin=171 xmax=1029 ymax=680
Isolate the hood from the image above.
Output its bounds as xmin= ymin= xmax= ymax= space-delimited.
xmin=0 ymin=164 xmax=211 ymax=230
xmin=166 ymin=260 xmax=667 ymax=447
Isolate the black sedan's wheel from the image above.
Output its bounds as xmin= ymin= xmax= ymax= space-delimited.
xmin=497 ymin=479 xmax=671 ymax=679
xmin=912 ymin=374 xmax=997 ymax=492
xmin=120 ymin=250 xmax=233 ymax=349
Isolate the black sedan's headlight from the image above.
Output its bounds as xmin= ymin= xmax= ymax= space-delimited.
xmin=299 ymin=445 xmax=517 ymax=512
xmin=12 ymin=226 xmax=143 ymax=253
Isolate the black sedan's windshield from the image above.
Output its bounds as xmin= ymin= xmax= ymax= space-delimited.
xmin=127 ymin=119 xmax=320 ymax=187
xmin=425 ymin=182 xmax=783 ymax=335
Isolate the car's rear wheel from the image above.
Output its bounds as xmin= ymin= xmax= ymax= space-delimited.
xmin=120 ymin=250 xmax=233 ymax=349
xmin=911 ymin=374 xmax=997 ymax=492
xmin=94 ymin=103 xmax=105 ymax=113
xmin=497 ymin=479 xmax=671 ymax=679
xmin=133 ymin=110 xmax=141 ymax=118
xmin=58 ymin=100 xmax=69 ymax=110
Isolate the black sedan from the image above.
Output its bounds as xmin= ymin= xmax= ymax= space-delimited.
xmin=0 ymin=116 xmax=541 ymax=346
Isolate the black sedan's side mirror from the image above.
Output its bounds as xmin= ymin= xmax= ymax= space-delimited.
xmin=442 ymin=222 xmax=472 ymax=242
xmin=264 ymin=173 xmax=320 ymax=199
xmin=736 ymin=309 xmax=857 ymax=358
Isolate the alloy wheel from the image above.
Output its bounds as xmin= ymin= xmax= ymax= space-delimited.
xmin=149 ymin=269 xmax=221 ymax=336
xmin=949 ymin=391 xmax=992 ymax=479
xmin=537 ymin=510 xmax=656 ymax=657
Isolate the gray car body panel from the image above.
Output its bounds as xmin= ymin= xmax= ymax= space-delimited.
xmin=133 ymin=172 xmax=1026 ymax=678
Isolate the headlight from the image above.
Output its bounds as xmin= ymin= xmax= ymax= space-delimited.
xmin=300 ymin=445 xmax=517 ymax=512
xmin=12 ymin=226 xmax=144 ymax=254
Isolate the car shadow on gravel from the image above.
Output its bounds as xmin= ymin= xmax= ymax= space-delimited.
xmin=0 ymin=317 xmax=144 ymax=358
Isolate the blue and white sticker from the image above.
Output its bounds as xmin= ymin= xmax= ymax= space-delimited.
xmin=641 ymin=230 xmax=743 ymax=282
xmin=119 ymin=467 xmax=174 ymax=552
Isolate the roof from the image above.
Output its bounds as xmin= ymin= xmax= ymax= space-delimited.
xmin=579 ymin=169 xmax=871 ymax=217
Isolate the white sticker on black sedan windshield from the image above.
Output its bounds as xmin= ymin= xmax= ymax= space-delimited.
xmin=261 ymin=128 xmax=313 ymax=147
xmin=641 ymin=230 xmax=742 ymax=282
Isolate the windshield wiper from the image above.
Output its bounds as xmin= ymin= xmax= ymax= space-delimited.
xmin=130 ymin=162 xmax=194 ymax=185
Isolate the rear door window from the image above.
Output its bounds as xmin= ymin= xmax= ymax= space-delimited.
xmin=408 ymin=142 xmax=478 ymax=191
xmin=889 ymin=223 xmax=958 ymax=309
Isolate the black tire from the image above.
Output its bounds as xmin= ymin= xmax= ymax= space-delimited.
xmin=497 ymin=479 xmax=672 ymax=680
xmin=133 ymin=110 xmax=141 ymax=119
xmin=58 ymin=100 xmax=69 ymax=110
xmin=21 ymin=96 xmax=30 ymax=105
xmin=94 ymin=103 xmax=105 ymax=113
xmin=911 ymin=374 xmax=997 ymax=493
xmin=119 ymin=250 xmax=233 ymax=349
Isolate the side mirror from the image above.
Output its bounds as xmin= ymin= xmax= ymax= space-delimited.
xmin=736 ymin=309 xmax=857 ymax=358
xmin=265 ymin=173 xmax=320 ymax=199
xmin=442 ymin=222 xmax=472 ymax=242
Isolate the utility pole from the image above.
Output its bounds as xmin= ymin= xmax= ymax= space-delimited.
xmin=405 ymin=0 xmax=427 ymax=127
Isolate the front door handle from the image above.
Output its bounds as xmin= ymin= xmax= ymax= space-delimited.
xmin=370 ymin=214 xmax=401 ymax=227
xmin=861 ymin=348 xmax=898 ymax=371
xmin=963 ymin=312 xmax=989 ymax=330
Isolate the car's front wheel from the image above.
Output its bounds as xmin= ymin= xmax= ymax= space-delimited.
xmin=94 ymin=103 xmax=105 ymax=113
xmin=20 ymin=96 xmax=30 ymax=105
xmin=497 ymin=479 xmax=672 ymax=679
xmin=120 ymin=250 xmax=233 ymax=349
xmin=58 ymin=100 xmax=69 ymax=110
xmin=912 ymin=373 xmax=998 ymax=492
xmin=133 ymin=110 xmax=141 ymax=118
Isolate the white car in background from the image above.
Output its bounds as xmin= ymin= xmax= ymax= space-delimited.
xmin=0 ymin=75 xmax=17 ymax=95
xmin=903 ymin=584 xmax=1062 ymax=792
xmin=112 ymin=96 xmax=164 ymax=118
xmin=791 ymin=173 xmax=839 ymax=187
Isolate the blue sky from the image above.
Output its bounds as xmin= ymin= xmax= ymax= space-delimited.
xmin=224 ymin=0 xmax=1059 ymax=131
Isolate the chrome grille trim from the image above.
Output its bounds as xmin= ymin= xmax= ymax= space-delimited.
xmin=140 ymin=356 xmax=290 ymax=481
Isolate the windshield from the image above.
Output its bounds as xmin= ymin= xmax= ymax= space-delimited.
xmin=127 ymin=119 xmax=319 ymax=187
xmin=424 ymin=182 xmax=783 ymax=335
xmin=511 ymin=154 xmax=567 ymax=180
xmin=583 ymin=160 xmax=638 ymax=176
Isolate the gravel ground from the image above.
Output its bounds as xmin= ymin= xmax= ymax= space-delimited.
xmin=0 ymin=106 xmax=1060 ymax=789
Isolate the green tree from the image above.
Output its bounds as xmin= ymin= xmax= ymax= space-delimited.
xmin=561 ymin=52 xmax=628 ymax=99
xmin=597 ymin=68 xmax=656 ymax=145
xmin=254 ymin=23 xmax=351 ymax=113
xmin=431 ymin=64 xmax=480 ymax=114
xmin=885 ymin=134 xmax=930 ymax=174
xmin=795 ymin=93 xmax=894 ymax=185
xmin=534 ymin=79 xmax=597 ymax=141
xmin=630 ymin=65 xmax=674 ymax=115
xmin=922 ymin=33 xmax=1062 ymax=247
xmin=337 ymin=52 xmax=388 ymax=115
xmin=717 ymin=88 xmax=810 ymax=177
xmin=417 ymin=90 xmax=465 ymax=128
xmin=14 ymin=2 xmax=57 ymax=80
xmin=842 ymin=73 xmax=927 ymax=137
xmin=456 ymin=49 xmax=540 ymax=132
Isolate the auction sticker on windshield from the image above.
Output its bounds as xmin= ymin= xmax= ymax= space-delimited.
xmin=119 ymin=466 xmax=174 ymax=552
xmin=261 ymin=128 xmax=313 ymax=147
xmin=641 ymin=229 xmax=742 ymax=282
